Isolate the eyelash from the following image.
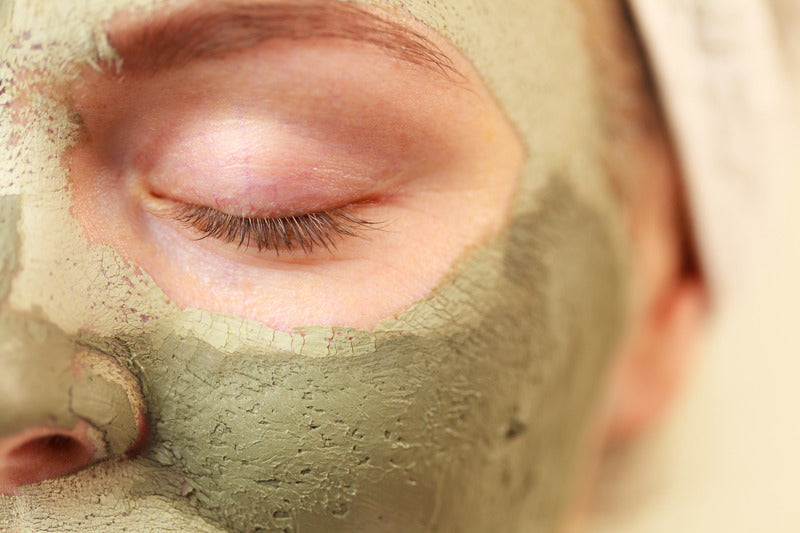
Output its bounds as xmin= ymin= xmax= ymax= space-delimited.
xmin=170 ymin=203 xmax=377 ymax=254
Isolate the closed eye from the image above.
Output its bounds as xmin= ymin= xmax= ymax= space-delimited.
xmin=169 ymin=203 xmax=379 ymax=255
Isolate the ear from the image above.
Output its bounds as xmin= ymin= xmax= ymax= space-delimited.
xmin=603 ymin=277 xmax=707 ymax=449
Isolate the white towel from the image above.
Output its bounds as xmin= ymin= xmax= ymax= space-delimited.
xmin=628 ymin=0 xmax=798 ymax=301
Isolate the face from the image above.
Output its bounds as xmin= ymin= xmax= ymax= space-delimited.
xmin=0 ymin=0 xmax=629 ymax=531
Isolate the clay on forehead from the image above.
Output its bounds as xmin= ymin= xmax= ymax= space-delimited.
xmin=1 ymin=0 xmax=629 ymax=530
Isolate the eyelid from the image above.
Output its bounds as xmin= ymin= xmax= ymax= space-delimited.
xmin=168 ymin=202 xmax=379 ymax=255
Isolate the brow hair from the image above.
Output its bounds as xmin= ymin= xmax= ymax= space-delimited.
xmin=106 ymin=1 xmax=461 ymax=80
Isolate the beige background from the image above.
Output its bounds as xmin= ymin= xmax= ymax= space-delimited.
xmin=592 ymin=262 xmax=800 ymax=532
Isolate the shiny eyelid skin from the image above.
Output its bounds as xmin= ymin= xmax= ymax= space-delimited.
xmin=168 ymin=203 xmax=379 ymax=255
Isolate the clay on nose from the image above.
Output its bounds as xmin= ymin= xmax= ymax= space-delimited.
xmin=0 ymin=315 xmax=148 ymax=496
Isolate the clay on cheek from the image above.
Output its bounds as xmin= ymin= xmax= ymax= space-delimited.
xmin=3 ymin=178 xmax=627 ymax=533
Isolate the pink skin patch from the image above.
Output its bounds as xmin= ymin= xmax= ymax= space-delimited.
xmin=0 ymin=421 xmax=97 ymax=496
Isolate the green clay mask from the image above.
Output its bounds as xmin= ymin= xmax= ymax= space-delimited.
xmin=0 ymin=0 xmax=629 ymax=531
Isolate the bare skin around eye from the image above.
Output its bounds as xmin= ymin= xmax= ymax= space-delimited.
xmin=67 ymin=10 xmax=522 ymax=331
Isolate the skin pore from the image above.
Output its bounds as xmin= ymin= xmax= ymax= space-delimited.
xmin=0 ymin=0 xmax=703 ymax=531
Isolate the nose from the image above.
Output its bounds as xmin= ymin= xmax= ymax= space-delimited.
xmin=0 ymin=315 xmax=148 ymax=495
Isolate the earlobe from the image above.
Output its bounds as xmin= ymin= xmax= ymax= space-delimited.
xmin=604 ymin=277 xmax=708 ymax=449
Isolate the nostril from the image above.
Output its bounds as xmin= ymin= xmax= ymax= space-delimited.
xmin=0 ymin=423 xmax=98 ymax=496
xmin=8 ymin=433 xmax=92 ymax=467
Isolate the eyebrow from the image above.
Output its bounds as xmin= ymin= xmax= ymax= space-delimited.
xmin=105 ymin=1 xmax=462 ymax=80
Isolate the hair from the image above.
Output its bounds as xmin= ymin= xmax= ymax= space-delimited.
xmin=572 ymin=0 xmax=701 ymax=280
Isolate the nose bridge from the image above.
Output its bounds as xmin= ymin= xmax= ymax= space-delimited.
xmin=0 ymin=199 xmax=74 ymax=436
xmin=0 ymin=195 xmax=21 ymax=304
xmin=0 ymin=311 xmax=82 ymax=436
